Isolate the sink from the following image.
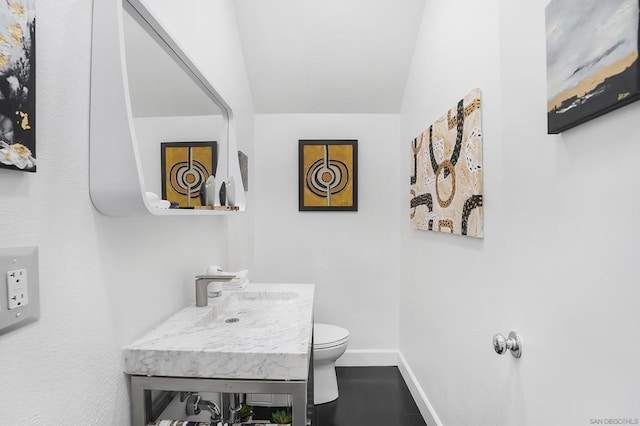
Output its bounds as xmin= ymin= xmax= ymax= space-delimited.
xmin=233 ymin=290 xmax=299 ymax=301
xmin=198 ymin=290 xmax=300 ymax=327
xmin=123 ymin=283 xmax=314 ymax=380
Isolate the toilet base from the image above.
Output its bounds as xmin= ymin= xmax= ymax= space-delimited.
xmin=313 ymin=361 xmax=339 ymax=405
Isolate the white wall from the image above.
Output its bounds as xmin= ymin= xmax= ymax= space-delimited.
xmin=0 ymin=0 xmax=253 ymax=423
xmin=400 ymin=0 xmax=640 ymax=425
xmin=252 ymin=114 xmax=401 ymax=356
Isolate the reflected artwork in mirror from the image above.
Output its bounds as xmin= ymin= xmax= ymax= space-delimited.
xmin=238 ymin=150 xmax=248 ymax=191
xmin=160 ymin=141 xmax=217 ymax=208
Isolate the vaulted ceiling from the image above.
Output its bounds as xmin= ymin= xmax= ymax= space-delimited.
xmin=234 ymin=0 xmax=425 ymax=113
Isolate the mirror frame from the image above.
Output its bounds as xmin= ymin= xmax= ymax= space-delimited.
xmin=90 ymin=0 xmax=243 ymax=215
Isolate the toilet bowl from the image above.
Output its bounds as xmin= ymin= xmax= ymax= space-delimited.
xmin=313 ymin=323 xmax=349 ymax=405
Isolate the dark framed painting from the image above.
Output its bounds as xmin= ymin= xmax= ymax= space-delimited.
xmin=161 ymin=141 xmax=217 ymax=207
xmin=546 ymin=0 xmax=640 ymax=134
xmin=298 ymin=140 xmax=358 ymax=212
xmin=0 ymin=0 xmax=36 ymax=172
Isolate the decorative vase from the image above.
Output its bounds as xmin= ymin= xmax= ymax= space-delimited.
xmin=226 ymin=176 xmax=236 ymax=206
xmin=204 ymin=175 xmax=216 ymax=206
xmin=218 ymin=182 xmax=226 ymax=206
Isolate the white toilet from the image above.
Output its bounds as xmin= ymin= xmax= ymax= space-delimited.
xmin=313 ymin=323 xmax=349 ymax=405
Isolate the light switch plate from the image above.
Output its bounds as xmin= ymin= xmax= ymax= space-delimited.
xmin=0 ymin=247 xmax=39 ymax=335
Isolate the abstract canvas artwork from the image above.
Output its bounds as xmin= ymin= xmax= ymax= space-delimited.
xmin=410 ymin=88 xmax=483 ymax=238
xmin=299 ymin=140 xmax=357 ymax=211
xmin=161 ymin=141 xmax=217 ymax=207
xmin=0 ymin=0 xmax=36 ymax=172
xmin=546 ymin=0 xmax=640 ymax=134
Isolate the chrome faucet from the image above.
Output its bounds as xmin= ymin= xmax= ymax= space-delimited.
xmin=196 ymin=275 xmax=233 ymax=308
xmin=196 ymin=275 xmax=215 ymax=307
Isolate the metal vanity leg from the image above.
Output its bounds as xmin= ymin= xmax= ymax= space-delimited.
xmin=292 ymin=381 xmax=308 ymax=426
xmin=130 ymin=376 xmax=149 ymax=426
xmin=307 ymin=336 xmax=314 ymax=424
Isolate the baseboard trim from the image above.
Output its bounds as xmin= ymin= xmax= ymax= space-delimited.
xmin=397 ymin=352 xmax=442 ymax=426
xmin=335 ymin=349 xmax=399 ymax=367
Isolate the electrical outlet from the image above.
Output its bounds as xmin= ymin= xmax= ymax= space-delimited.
xmin=7 ymin=268 xmax=28 ymax=309
xmin=0 ymin=247 xmax=39 ymax=335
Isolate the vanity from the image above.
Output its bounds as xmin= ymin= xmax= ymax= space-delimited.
xmin=123 ymin=284 xmax=315 ymax=425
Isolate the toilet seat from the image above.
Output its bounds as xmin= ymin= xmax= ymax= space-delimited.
xmin=314 ymin=323 xmax=349 ymax=350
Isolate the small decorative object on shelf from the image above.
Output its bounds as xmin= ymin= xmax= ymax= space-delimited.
xmin=191 ymin=205 xmax=239 ymax=211
xmin=226 ymin=177 xmax=236 ymax=206
xmin=199 ymin=175 xmax=216 ymax=207
xmin=218 ymin=181 xmax=226 ymax=206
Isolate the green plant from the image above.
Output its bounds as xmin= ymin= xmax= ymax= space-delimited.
xmin=271 ymin=408 xmax=292 ymax=424
xmin=239 ymin=403 xmax=253 ymax=421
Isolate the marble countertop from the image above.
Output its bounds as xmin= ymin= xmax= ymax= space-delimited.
xmin=123 ymin=283 xmax=314 ymax=380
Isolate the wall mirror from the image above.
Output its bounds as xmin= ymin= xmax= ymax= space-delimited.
xmin=90 ymin=0 xmax=244 ymax=215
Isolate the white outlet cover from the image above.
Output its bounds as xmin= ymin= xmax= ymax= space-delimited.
xmin=7 ymin=268 xmax=28 ymax=310
xmin=0 ymin=247 xmax=39 ymax=335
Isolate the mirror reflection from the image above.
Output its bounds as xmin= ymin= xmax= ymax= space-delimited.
xmin=122 ymin=2 xmax=229 ymax=209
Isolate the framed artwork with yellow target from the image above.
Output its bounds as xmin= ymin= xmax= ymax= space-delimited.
xmin=299 ymin=140 xmax=358 ymax=212
xmin=161 ymin=141 xmax=217 ymax=207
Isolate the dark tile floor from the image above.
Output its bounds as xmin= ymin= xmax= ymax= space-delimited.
xmin=312 ymin=366 xmax=427 ymax=426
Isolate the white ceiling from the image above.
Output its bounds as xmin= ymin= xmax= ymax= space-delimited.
xmin=234 ymin=0 xmax=425 ymax=114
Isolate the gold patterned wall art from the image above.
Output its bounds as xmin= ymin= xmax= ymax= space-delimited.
xmin=410 ymin=88 xmax=483 ymax=238
xmin=0 ymin=0 xmax=36 ymax=172
xmin=299 ymin=140 xmax=358 ymax=211
xmin=161 ymin=141 xmax=217 ymax=207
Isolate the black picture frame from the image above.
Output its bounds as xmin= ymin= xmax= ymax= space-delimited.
xmin=160 ymin=141 xmax=217 ymax=207
xmin=298 ymin=139 xmax=358 ymax=212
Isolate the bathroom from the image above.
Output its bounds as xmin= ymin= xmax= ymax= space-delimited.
xmin=1 ymin=0 xmax=639 ymax=424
